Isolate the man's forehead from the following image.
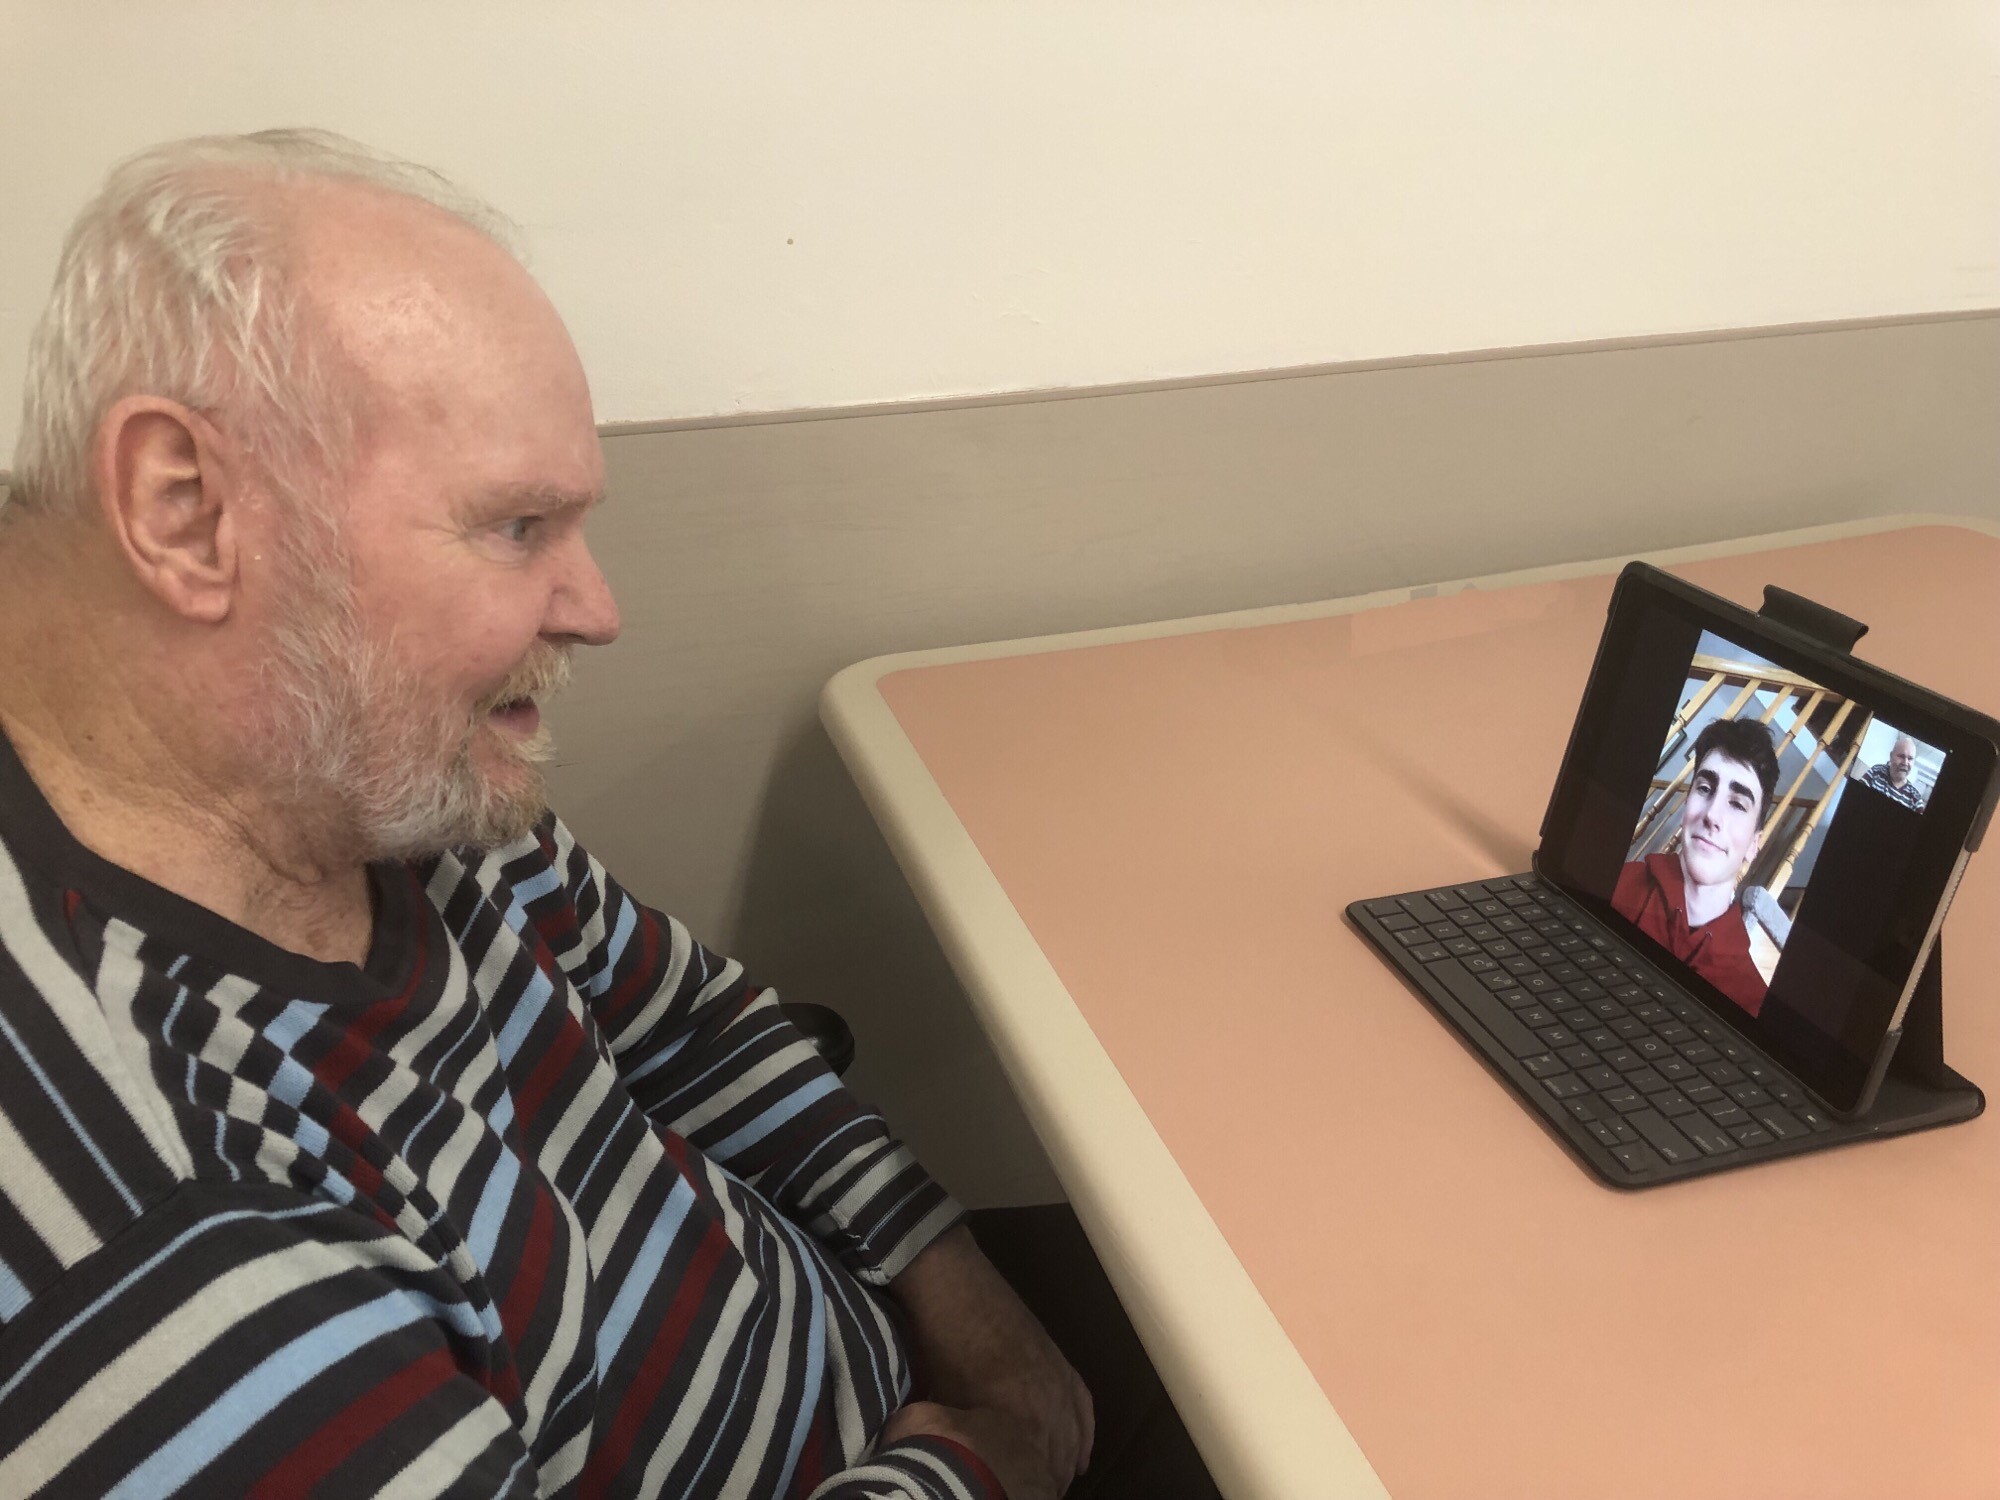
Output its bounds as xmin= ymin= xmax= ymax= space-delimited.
xmin=1695 ymin=749 xmax=1759 ymax=789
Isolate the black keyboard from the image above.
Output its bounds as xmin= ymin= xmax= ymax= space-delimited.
xmin=1350 ymin=874 xmax=1843 ymax=1186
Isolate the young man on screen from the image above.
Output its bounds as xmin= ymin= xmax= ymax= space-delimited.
xmin=1613 ymin=717 xmax=1779 ymax=1016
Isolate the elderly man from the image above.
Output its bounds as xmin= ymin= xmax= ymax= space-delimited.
xmin=0 ymin=133 xmax=1202 ymax=1500
xmin=1613 ymin=717 xmax=1778 ymax=1015
xmin=1859 ymin=732 xmax=1929 ymax=812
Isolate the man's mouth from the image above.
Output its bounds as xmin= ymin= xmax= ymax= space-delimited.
xmin=488 ymin=698 xmax=541 ymax=737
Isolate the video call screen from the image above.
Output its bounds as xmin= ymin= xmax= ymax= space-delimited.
xmin=1543 ymin=600 xmax=1953 ymax=1102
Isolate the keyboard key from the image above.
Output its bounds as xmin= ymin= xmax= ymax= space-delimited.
xmin=1427 ymin=922 xmax=1461 ymax=941
xmin=1633 ymin=1038 xmax=1672 ymax=1062
xmin=1580 ymin=1027 xmax=1618 ymax=1050
xmin=1523 ymin=1053 xmax=1567 ymax=1078
xmin=1502 ymin=956 xmax=1538 ymax=976
xmin=1553 ymin=934 xmax=1584 ymax=953
xmin=1603 ymin=1048 xmax=1642 ymax=1072
xmin=1463 ymin=954 xmax=1499 ymax=974
xmin=1685 ymin=1083 xmax=1724 ymax=1105
xmin=1516 ymin=903 xmax=1548 ymax=920
xmin=1702 ymin=1061 xmax=1746 ymax=1085
xmin=1518 ymin=1006 xmax=1556 ymax=1028
xmin=1768 ymin=1081 xmax=1805 ymax=1106
xmin=1396 ymin=928 xmax=1431 ymax=947
xmin=1795 ymin=1104 xmax=1834 ymax=1132
xmin=1632 ymin=1001 xmax=1669 ymax=1024
xmin=1453 ymin=885 xmax=1490 ymax=905
xmin=1604 ymin=1088 xmax=1648 ymax=1115
xmin=1432 ymin=887 xmax=1467 ymax=909
xmin=1409 ymin=943 xmax=1446 ymax=962
xmin=1655 ymin=1022 xmax=1694 ymax=1044
xmin=1730 ymin=1124 xmax=1775 ymax=1149
xmin=1565 ymin=1098 xmax=1601 ymax=1122
xmin=1499 ymin=989 xmax=1538 ymax=1011
xmin=1428 ymin=959 xmax=1549 ymax=1059
xmin=1380 ymin=913 xmax=1419 ymax=932
xmin=1580 ymin=1066 xmax=1621 ymax=1091
xmin=1483 ymin=939 xmax=1521 ymax=958
xmin=1624 ymin=1068 xmax=1672 ymax=1094
xmin=1706 ymin=1104 xmax=1750 ymax=1129
xmin=1612 ymin=1143 xmax=1659 ymax=1174
xmin=1482 ymin=971 xmax=1519 ymax=992
xmin=1611 ymin=1017 xmax=1648 ymax=1039
xmin=1654 ymin=1089 xmax=1698 ymax=1118
xmin=1726 ymin=1083 xmax=1772 ymax=1108
xmin=1679 ymin=1041 xmax=1719 ymax=1063
xmin=1491 ymin=915 xmax=1527 ymax=933
xmin=1574 ymin=951 xmax=1609 ymax=970
xmin=1525 ymin=946 xmax=1562 ymax=966
xmin=1445 ymin=937 xmax=1481 ymax=957
xmin=1678 ymin=1118 xmax=1739 ymax=1155
xmin=1518 ymin=971 xmax=1557 ymax=995
xmin=1607 ymin=982 xmax=1643 ymax=1000
xmin=1627 ymin=1108 xmax=1701 ymax=1165
xmin=1544 ymin=1074 xmax=1589 ymax=1098
xmin=1657 ymin=1057 xmax=1699 ymax=1083
xmin=1401 ymin=894 xmax=1447 ymax=925
xmin=1755 ymin=1107 xmax=1808 ymax=1140
xmin=1473 ymin=899 xmax=1507 ymax=917
xmin=1497 ymin=889 xmax=1532 ymax=906
xmin=1538 ymin=1026 xmax=1578 ymax=1049
xmin=1567 ymin=980 xmax=1607 ymax=1001
xmin=1365 ymin=899 xmax=1405 ymax=917
xmin=1559 ymin=1045 xmax=1599 ymax=1068
xmin=1588 ymin=1120 xmax=1625 ymax=1150
xmin=1548 ymin=963 xmax=1584 ymax=983
xmin=1463 ymin=923 xmax=1500 ymax=942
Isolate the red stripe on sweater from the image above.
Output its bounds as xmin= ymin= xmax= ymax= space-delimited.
xmin=577 ymin=1214 xmax=732 ymax=1498
xmin=248 ymin=1346 xmax=457 ymax=1499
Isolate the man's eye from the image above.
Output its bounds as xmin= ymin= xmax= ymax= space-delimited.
xmin=497 ymin=516 xmax=540 ymax=544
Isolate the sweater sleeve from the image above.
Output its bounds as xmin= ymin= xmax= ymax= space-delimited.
xmin=0 ymin=1182 xmax=539 ymax=1500
xmin=502 ymin=816 xmax=963 ymax=1286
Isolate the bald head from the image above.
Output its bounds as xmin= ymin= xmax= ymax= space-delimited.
xmin=6 ymin=129 xmax=533 ymax=527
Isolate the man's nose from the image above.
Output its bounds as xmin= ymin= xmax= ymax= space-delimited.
xmin=548 ymin=536 xmax=622 ymax=646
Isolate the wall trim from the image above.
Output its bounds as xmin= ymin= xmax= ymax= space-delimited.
xmin=597 ymin=305 xmax=2000 ymax=438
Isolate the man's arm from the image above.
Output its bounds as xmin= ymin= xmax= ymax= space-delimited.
xmin=886 ymin=1225 xmax=1095 ymax=1499
xmin=501 ymin=816 xmax=959 ymax=1285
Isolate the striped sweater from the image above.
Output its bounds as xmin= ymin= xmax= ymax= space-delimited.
xmin=0 ymin=730 xmax=996 ymax=1500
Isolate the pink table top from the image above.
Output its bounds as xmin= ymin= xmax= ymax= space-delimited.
xmin=874 ymin=524 xmax=2000 ymax=1498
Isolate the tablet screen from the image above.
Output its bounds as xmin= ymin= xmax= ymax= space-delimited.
xmin=1538 ymin=574 xmax=1987 ymax=1111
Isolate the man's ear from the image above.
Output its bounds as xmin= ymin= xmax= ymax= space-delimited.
xmin=92 ymin=395 xmax=244 ymax=624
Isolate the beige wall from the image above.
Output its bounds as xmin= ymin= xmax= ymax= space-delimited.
xmin=545 ymin=313 xmax=2000 ymax=1205
xmin=5 ymin=2 xmax=1999 ymax=453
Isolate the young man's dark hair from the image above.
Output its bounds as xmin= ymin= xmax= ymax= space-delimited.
xmin=1688 ymin=716 xmax=1780 ymax=816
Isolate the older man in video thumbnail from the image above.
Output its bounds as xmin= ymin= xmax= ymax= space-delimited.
xmin=1860 ymin=733 xmax=1928 ymax=811
xmin=1614 ymin=717 xmax=1779 ymax=1015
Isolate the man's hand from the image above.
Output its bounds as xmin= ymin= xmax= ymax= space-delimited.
xmin=881 ymin=1400 xmax=1056 ymax=1500
xmin=889 ymin=1225 xmax=1093 ymax=1495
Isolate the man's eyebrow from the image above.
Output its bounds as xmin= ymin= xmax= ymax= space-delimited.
xmin=1722 ymin=773 xmax=1758 ymax=802
xmin=465 ymin=483 xmax=605 ymax=516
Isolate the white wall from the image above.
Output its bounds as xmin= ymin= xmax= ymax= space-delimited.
xmin=5 ymin=0 xmax=1999 ymax=462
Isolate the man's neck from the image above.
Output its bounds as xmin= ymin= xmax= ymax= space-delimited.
xmin=1679 ymin=868 xmax=1737 ymax=930
xmin=0 ymin=552 xmax=376 ymax=967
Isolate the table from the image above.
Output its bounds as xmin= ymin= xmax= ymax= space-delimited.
xmin=820 ymin=517 xmax=2000 ymax=1499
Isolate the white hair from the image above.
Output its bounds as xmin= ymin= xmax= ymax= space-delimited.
xmin=6 ymin=128 xmax=515 ymax=521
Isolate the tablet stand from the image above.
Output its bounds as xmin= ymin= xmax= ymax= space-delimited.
xmin=1757 ymin=586 xmax=1985 ymax=1132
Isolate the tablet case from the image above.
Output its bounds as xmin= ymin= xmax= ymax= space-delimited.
xmin=1754 ymin=584 xmax=1983 ymax=1136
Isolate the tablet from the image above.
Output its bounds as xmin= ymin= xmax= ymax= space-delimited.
xmin=1536 ymin=563 xmax=2000 ymax=1117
